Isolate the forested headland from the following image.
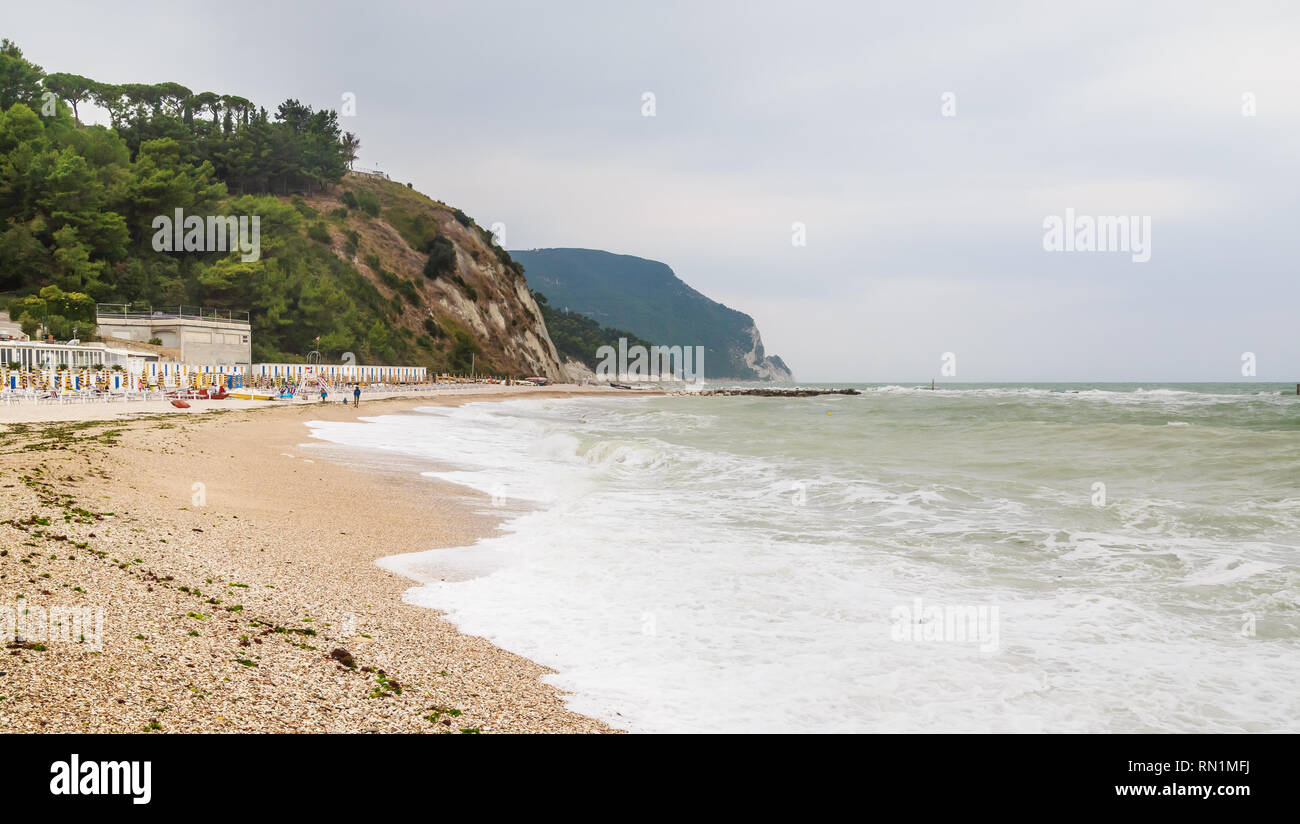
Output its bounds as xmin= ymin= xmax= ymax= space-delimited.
xmin=0 ymin=37 xmax=558 ymax=375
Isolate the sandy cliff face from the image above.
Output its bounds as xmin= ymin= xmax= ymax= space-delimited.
xmin=561 ymin=357 xmax=596 ymax=384
xmin=306 ymin=174 xmax=565 ymax=380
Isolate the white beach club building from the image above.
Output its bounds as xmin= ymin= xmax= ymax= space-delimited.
xmin=0 ymin=340 xmax=150 ymax=371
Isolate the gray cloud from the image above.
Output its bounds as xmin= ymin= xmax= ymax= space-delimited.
xmin=11 ymin=0 xmax=1300 ymax=379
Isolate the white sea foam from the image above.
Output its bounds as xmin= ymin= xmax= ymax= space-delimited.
xmin=306 ymin=388 xmax=1300 ymax=732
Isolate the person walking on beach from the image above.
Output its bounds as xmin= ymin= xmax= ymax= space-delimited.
xmin=319 ymin=385 xmax=328 ymax=403
xmin=353 ymin=384 xmax=361 ymax=407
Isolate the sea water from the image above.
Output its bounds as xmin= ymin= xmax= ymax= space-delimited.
xmin=305 ymin=384 xmax=1300 ymax=732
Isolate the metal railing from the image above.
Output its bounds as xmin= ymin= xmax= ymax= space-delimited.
xmin=96 ymin=304 xmax=251 ymax=325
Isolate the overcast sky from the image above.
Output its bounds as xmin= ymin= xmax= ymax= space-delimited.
xmin=9 ymin=1 xmax=1300 ymax=380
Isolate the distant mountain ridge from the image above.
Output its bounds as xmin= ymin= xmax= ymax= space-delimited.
xmin=510 ymin=248 xmax=793 ymax=381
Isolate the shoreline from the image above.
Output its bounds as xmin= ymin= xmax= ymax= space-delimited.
xmin=0 ymin=383 xmax=618 ymax=425
xmin=0 ymin=385 xmax=636 ymax=733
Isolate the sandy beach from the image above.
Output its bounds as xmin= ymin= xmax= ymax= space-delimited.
xmin=0 ymin=384 xmax=579 ymax=425
xmin=0 ymin=385 xmax=630 ymax=733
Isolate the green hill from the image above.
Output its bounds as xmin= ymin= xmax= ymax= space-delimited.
xmin=533 ymin=292 xmax=653 ymax=369
xmin=0 ymin=38 xmax=562 ymax=378
xmin=510 ymin=248 xmax=792 ymax=380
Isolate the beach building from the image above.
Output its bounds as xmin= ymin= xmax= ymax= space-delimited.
xmin=0 ymin=339 xmax=155 ymax=371
xmin=1 ymin=305 xmax=441 ymax=395
xmin=96 ymin=305 xmax=252 ymax=366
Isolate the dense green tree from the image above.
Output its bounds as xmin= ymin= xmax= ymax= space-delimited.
xmin=423 ymin=236 xmax=456 ymax=278
xmin=11 ymin=283 xmax=96 ymax=340
xmin=0 ymin=223 xmax=49 ymax=290
xmin=341 ymin=131 xmax=360 ymax=169
xmin=42 ymin=72 xmax=95 ymax=124
xmin=0 ymin=40 xmax=43 ymax=112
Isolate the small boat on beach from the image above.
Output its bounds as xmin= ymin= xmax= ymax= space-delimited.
xmin=227 ymin=389 xmax=278 ymax=401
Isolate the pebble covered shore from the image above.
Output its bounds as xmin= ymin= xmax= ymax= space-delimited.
xmin=0 ymin=387 xmax=621 ymax=733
